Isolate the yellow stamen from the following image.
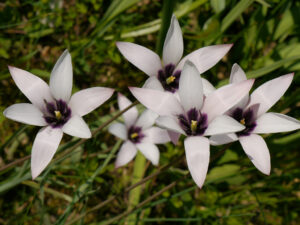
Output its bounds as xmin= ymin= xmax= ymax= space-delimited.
xmin=240 ymin=118 xmax=245 ymax=125
xmin=55 ymin=111 xmax=62 ymax=120
xmin=191 ymin=120 xmax=198 ymax=133
xmin=130 ymin=132 xmax=138 ymax=139
xmin=166 ymin=75 xmax=176 ymax=84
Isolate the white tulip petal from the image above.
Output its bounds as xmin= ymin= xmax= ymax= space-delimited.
xmin=176 ymin=44 xmax=233 ymax=74
xmin=179 ymin=61 xmax=203 ymax=111
xmin=115 ymin=141 xmax=137 ymax=168
xmin=69 ymin=87 xmax=114 ymax=116
xmin=168 ymin=130 xmax=181 ymax=145
xmin=108 ymin=122 xmax=127 ymax=140
xmin=8 ymin=66 xmax=53 ymax=110
xmin=156 ymin=116 xmax=185 ymax=135
xmin=209 ymin=133 xmax=238 ymax=146
xmin=62 ymin=115 xmax=91 ymax=138
xmin=254 ymin=112 xmax=300 ymax=134
xmin=247 ymin=73 xmax=294 ymax=117
xmin=116 ymin=42 xmax=162 ymax=76
xmin=202 ymin=78 xmax=216 ymax=96
xmin=136 ymin=143 xmax=160 ymax=166
xmin=50 ymin=49 xmax=73 ymax=101
xmin=239 ymin=134 xmax=270 ymax=175
xmin=142 ymin=76 xmax=164 ymax=91
xmin=4 ymin=103 xmax=47 ymax=126
xmin=31 ymin=126 xmax=63 ymax=179
xmin=136 ymin=109 xmax=159 ymax=129
xmin=118 ymin=93 xmax=138 ymax=127
xmin=142 ymin=127 xmax=170 ymax=144
xmin=229 ymin=63 xmax=247 ymax=84
xmin=163 ymin=15 xmax=183 ymax=66
xmin=184 ymin=136 xmax=210 ymax=188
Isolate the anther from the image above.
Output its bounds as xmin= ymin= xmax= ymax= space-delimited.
xmin=55 ymin=111 xmax=62 ymax=120
xmin=166 ymin=75 xmax=176 ymax=84
xmin=130 ymin=132 xmax=138 ymax=139
xmin=240 ymin=118 xmax=246 ymax=125
xmin=191 ymin=120 xmax=198 ymax=133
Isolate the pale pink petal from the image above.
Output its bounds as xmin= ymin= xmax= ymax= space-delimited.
xmin=31 ymin=126 xmax=63 ymax=179
xmin=142 ymin=127 xmax=170 ymax=144
xmin=129 ymin=87 xmax=184 ymax=116
xmin=176 ymin=44 xmax=233 ymax=74
xmin=239 ymin=134 xmax=270 ymax=175
xmin=136 ymin=143 xmax=160 ymax=165
xmin=50 ymin=49 xmax=73 ymax=101
xmin=247 ymin=73 xmax=294 ymax=117
xmin=168 ymin=130 xmax=181 ymax=145
xmin=229 ymin=63 xmax=247 ymax=84
xmin=108 ymin=122 xmax=127 ymax=140
xmin=118 ymin=93 xmax=138 ymax=127
xmin=8 ymin=66 xmax=53 ymax=110
xmin=136 ymin=109 xmax=159 ymax=129
xmin=209 ymin=133 xmax=238 ymax=146
xmin=156 ymin=116 xmax=185 ymax=135
xmin=202 ymin=79 xmax=254 ymax=123
xmin=163 ymin=15 xmax=183 ymax=66
xmin=62 ymin=115 xmax=91 ymax=138
xmin=115 ymin=141 xmax=137 ymax=168
xmin=202 ymin=78 xmax=216 ymax=96
xmin=4 ymin=103 xmax=47 ymax=126
xmin=116 ymin=42 xmax=162 ymax=76
xmin=178 ymin=61 xmax=203 ymax=111
xmin=142 ymin=77 xmax=164 ymax=91
xmin=253 ymin=112 xmax=300 ymax=134
xmin=184 ymin=136 xmax=210 ymax=188
xmin=68 ymin=87 xmax=114 ymax=116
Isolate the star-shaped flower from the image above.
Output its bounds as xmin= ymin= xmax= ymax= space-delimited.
xmin=210 ymin=64 xmax=300 ymax=175
xmin=4 ymin=50 xmax=114 ymax=179
xmin=129 ymin=61 xmax=254 ymax=187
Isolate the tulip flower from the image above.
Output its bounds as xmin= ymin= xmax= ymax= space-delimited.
xmin=129 ymin=61 xmax=254 ymax=188
xmin=4 ymin=50 xmax=114 ymax=179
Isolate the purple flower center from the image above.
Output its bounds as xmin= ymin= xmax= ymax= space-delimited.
xmin=157 ymin=64 xmax=181 ymax=93
xmin=128 ymin=126 xmax=144 ymax=143
xmin=178 ymin=108 xmax=208 ymax=136
xmin=43 ymin=99 xmax=71 ymax=128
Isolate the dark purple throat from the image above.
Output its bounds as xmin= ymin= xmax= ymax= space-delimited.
xmin=157 ymin=64 xmax=181 ymax=93
xmin=128 ymin=126 xmax=144 ymax=143
xmin=44 ymin=99 xmax=71 ymax=128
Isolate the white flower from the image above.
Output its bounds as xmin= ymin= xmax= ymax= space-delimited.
xmin=116 ymin=15 xmax=232 ymax=93
xmin=3 ymin=50 xmax=114 ymax=179
xmin=129 ymin=61 xmax=254 ymax=188
xmin=108 ymin=93 xmax=170 ymax=167
xmin=210 ymin=63 xmax=300 ymax=175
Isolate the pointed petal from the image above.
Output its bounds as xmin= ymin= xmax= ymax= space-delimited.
xmin=136 ymin=143 xmax=160 ymax=166
xmin=118 ymin=93 xmax=138 ymax=127
xmin=142 ymin=76 xmax=164 ymax=91
xmin=176 ymin=44 xmax=233 ymax=74
xmin=68 ymin=87 xmax=114 ymax=116
xmin=168 ymin=130 xmax=181 ymax=145
xmin=116 ymin=42 xmax=162 ymax=76
xmin=204 ymin=115 xmax=245 ymax=136
xmin=209 ymin=133 xmax=238 ymax=146
xmin=202 ymin=78 xmax=216 ymax=96
xmin=4 ymin=103 xmax=47 ymax=126
xmin=229 ymin=63 xmax=247 ymax=84
xmin=239 ymin=134 xmax=270 ymax=175
xmin=136 ymin=109 xmax=159 ymax=129
xmin=247 ymin=73 xmax=294 ymax=117
xmin=184 ymin=136 xmax=210 ymax=188
xmin=62 ymin=115 xmax=91 ymax=138
xmin=163 ymin=15 xmax=183 ymax=66
xmin=50 ymin=50 xmax=73 ymax=101
xmin=254 ymin=112 xmax=300 ymax=134
xmin=129 ymin=87 xmax=183 ymax=116
xmin=202 ymin=79 xmax=254 ymax=123
xmin=115 ymin=141 xmax=137 ymax=168
xmin=156 ymin=116 xmax=185 ymax=135
xmin=8 ymin=66 xmax=53 ymax=110
xmin=142 ymin=127 xmax=170 ymax=144
xmin=179 ymin=61 xmax=203 ymax=111
xmin=31 ymin=126 xmax=63 ymax=179
xmin=108 ymin=122 xmax=127 ymax=140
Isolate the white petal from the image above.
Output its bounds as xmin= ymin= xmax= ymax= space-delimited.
xmin=142 ymin=76 xmax=164 ymax=91
xmin=62 ymin=115 xmax=91 ymax=138
xmin=68 ymin=87 xmax=114 ymax=116
xmin=168 ymin=130 xmax=181 ymax=145
xmin=254 ymin=112 xmax=300 ymax=134
xmin=108 ymin=122 xmax=127 ymax=140
xmin=176 ymin=44 xmax=233 ymax=74
xmin=202 ymin=78 xmax=216 ymax=96
xmin=209 ymin=133 xmax=238 ymax=146
xmin=115 ymin=141 xmax=137 ymax=168
xmin=8 ymin=66 xmax=53 ymax=110
xmin=202 ymin=79 xmax=254 ymax=123
xmin=4 ymin=103 xmax=47 ymax=126
xmin=31 ymin=126 xmax=63 ymax=179
xmin=156 ymin=116 xmax=185 ymax=135
xmin=204 ymin=115 xmax=245 ymax=136
xmin=129 ymin=87 xmax=184 ymax=116
xmin=163 ymin=15 xmax=183 ymax=66
xmin=142 ymin=127 xmax=170 ymax=144
xmin=136 ymin=109 xmax=159 ymax=129
xmin=239 ymin=134 xmax=270 ymax=175
xmin=229 ymin=63 xmax=247 ymax=84
xmin=116 ymin=42 xmax=162 ymax=76
xmin=50 ymin=49 xmax=73 ymax=101
xmin=184 ymin=136 xmax=210 ymax=188
xmin=136 ymin=143 xmax=160 ymax=166
xmin=118 ymin=93 xmax=138 ymax=127
xmin=247 ymin=73 xmax=294 ymax=117
xmin=178 ymin=61 xmax=203 ymax=111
